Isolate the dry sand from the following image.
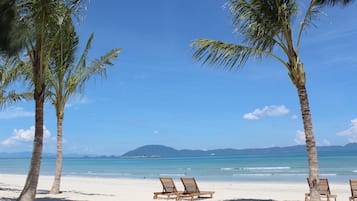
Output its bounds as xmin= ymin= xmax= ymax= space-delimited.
xmin=0 ymin=174 xmax=351 ymax=201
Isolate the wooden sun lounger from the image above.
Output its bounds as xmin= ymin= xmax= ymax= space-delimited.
xmin=153 ymin=177 xmax=182 ymax=200
xmin=350 ymin=179 xmax=357 ymax=201
xmin=179 ymin=177 xmax=214 ymax=201
xmin=305 ymin=178 xmax=337 ymax=201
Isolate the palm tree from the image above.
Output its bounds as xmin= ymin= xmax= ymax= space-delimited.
xmin=14 ymin=1 xmax=80 ymax=200
xmin=47 ymin=16 xmax=121 ymax=193
xmin=191 ymin=0 xmax=329 ymax=200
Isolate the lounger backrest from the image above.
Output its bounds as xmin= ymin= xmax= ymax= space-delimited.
xmin=318 ymin=179 xmax=330 ymax=195
xmin=181 ymin=177 xmax=200 ymax=193
xmin=306 ymin=178 xmax=330 ymax=195
xmin=160 ymin=178 xmax=177 ymax=193
xmin=350 ymin=179 xmax=357 ymax=198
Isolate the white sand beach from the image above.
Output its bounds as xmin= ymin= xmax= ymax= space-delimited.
xmin=0 ymin=174 xmax=351 ymax=201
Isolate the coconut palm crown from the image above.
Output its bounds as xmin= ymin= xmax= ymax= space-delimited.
xmin=191 ymin=0 xmax=328 ymax=200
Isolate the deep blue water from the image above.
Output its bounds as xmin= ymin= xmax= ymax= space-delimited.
xmin=1 ymin=151 xmax=356 ymax=182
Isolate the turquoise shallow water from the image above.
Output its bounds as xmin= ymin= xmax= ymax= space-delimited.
xmin=1 ymin=150 xmax=356 ymax=182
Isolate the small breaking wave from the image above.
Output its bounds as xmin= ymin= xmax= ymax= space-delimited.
xmin=66 ymin=171 xmax=132 ymax=177
xmin=221 ymin=168 xmax=235 ymax=171
xmin=233 ymin=173 xmax=273 ymax=177
xmin=242 ymin=166 xmax=291 ymax=171
xmin=233 ymin=173 xmax=307 ymax=177
xmin=320 ymin=173 xmax=337 ymax=177
xmin=160 ymin=173 xmax=186 ymax=177
xmin=178 ymin=167 xmax=191 ymax=171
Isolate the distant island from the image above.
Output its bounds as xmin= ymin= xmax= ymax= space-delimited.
xmin=2 ymin=143 xmax=357 ymax=158
xmin=121 ymin=143 xmax=357 ymax=158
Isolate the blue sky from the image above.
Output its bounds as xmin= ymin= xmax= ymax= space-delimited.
xmin=1 ymin=0 xmax=357 ymax=155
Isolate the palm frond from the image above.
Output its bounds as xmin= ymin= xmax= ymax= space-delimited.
xmin=227 ymin=0 xmax=298 ymax=53
xmin=315 ymin=0 xmax=355 ymax=6
xmin=191 ymin=39 xmax=287 ymax=70
xmin=0 ymin=90 xmax=32 ymax=108
xmin=296 ymin=1 xmax=322 ymax=50
xmin=0 ymin=56 xmax=33 ymax=108
xmin=0 ymin=89 xmax=32 ymax=108
xmin=74 ymin=48 xmax=121 ymax=94
xmin=63 ymin=74 xmax=78 ymax=102
xmin=1 ymin=57 xmax=20 ymax=87
xmin=76 ymin=33 xmax=94 ymax=72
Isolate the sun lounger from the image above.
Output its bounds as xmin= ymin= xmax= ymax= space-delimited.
xmin=350 ymin=179 xmax=357 ymax=201
xmin=305 ymin=178 xmax=337 ymax=201
xmin=179 ymin=177 xmax=214 ymax=201
xmin=153 ymin=177 xmax=182 ymax=200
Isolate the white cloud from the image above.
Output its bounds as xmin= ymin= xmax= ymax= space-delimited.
xmin=337 ymin=118 xmax=357 ymax=143
xmin=243 ymin=113 xmax=259 ymax=120
xmin=0 ymin=107 xmax=34 ymax=119
xmin=294 ymin=130 xmax=306 ymax=145
xmin=1 ymin=126 xmax=51 ymax=145
xmin=153 ymin=130 xmax=160 ymax=135
xmin=243 ymin=105 xmax=290 ymax=120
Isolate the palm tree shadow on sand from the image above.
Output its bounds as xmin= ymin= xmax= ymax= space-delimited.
xmin=0 ymin=198 xmax=86 ymax=201
xmin=0 ymin=187 xmax=113 ymax=200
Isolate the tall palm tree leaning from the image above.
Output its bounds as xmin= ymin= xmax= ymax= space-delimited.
xmin=14 ymin=1 xmax=80 ymax=200
xmin=47 ymin=16 xmax=121 ymax=194
xmin=190 ymin=0 xmax=339 ymax=200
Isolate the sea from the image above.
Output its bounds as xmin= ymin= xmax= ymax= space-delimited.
xmin=1 ymin=150 xmax=356 ymax=182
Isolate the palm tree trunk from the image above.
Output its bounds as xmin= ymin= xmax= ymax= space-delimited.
xmin=297 ymin=85 xmax=320 ymax=201
xmin=50 ymin=114 xmax=63 ymax=194
xmin=17 ymin=88 xmax=45 ymax=201
xmin=18 ymin=35 xmax=46 ymax=201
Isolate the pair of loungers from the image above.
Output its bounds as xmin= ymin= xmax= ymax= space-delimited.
xmin=305 ymin=178 xmax=357 ymax=201
xmin=153 ymin=177 xmax=214 ymax=201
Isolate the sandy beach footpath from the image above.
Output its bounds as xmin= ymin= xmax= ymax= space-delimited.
xmin=0 ymin=174 xmax=351 ymax=201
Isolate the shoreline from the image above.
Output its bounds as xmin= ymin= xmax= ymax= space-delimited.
xmin=0 ymin=174 xmax=352 ymax=201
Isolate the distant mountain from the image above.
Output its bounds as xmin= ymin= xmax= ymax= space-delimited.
xmin=121 ymin=145 xmax=178 ymax=158
xmin=121 ymin=143 xmax=357 ymax=158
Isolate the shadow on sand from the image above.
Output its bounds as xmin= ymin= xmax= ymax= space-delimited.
xmin=0 ymin=187 xmax=21 ymax=192
xmin=0 ymin=187 xmax=111 ymax=200
xmin=0 ymin=198 xmax=89 ymax=201
xmin=224 ymin=199 xmax=275 ymax=201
